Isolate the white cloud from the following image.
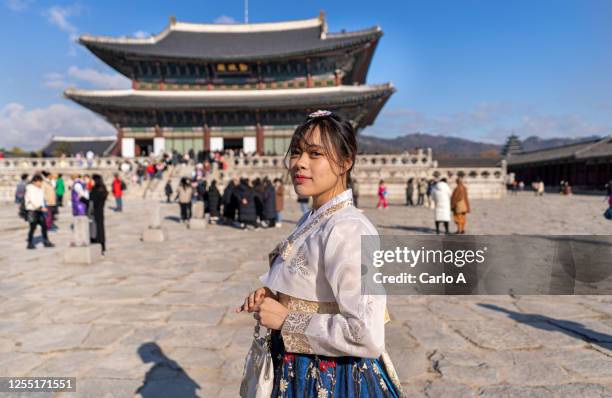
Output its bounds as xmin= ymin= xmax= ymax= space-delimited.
xmin=43 ymin=72 xmax=68 ymax=88
xmin=0 ymin=103 xmax=114 ymax=150
xmin=46 ymin=5 xmax=79 ymax=35
xmin=45 ymin=4 xmax=82 ymax=54
xmin=132 ymin=30 xmax=150 ymax=38
xmin=214 ymin=15 xmax=238 ymax=24
xmin=43 ymin=67 xmax=130 ymax=90
xmin=4 ymin=0 xmax=33 ymax=11
xmin=67 ymin=66 xmax=130 ymax=89
xmin=517 ymin=114 xmax=607 ymax=139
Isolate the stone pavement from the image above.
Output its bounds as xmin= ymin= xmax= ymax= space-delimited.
xmin=0 ymin=192 xmax=611 ymax=397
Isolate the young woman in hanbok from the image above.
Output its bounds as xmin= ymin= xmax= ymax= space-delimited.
xmin=237 ymin=111 xmax=403 ymax=397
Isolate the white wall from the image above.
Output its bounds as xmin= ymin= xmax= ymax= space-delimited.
xmin=153 ymin=137 xmax=165 ymax=156
xmin=121 ymin=138 xmax=135 ymax=158
xmin=210 ymin=137 xmax=224 ymax=151
xmin=243 ymin=137 xmax=256 ymax=153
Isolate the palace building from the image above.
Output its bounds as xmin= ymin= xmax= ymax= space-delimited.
xmin=65 ymin=12 xmax=395 ymax=157
xmin=507 ymin=136 xmax=612 ymax=190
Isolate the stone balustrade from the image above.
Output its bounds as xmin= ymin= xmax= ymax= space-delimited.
xmin=0 ymin=152 xmax=506 ymax=203
xmin=0 ymin=157 xmax=142 ymax=203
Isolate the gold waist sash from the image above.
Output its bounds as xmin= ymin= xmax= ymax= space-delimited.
xmin=278 ymin=293 xmax=391 ymax=323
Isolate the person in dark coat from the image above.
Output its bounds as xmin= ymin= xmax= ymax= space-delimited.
xmin=235 ymin=179 xmax=257 ymax=229
xmin=207 ymin=180 xmax=221 ymax=221
xmin=406 ymin=178 xmax=415 ymax=206
xmin=90 ymin=174 xmax=108 ymax=255
xmin=253 ymin=178 xmax=264 ymax=224
xmin=262 ymin=178 xmax=277 ymax=227
xmin=222 ymin=179 xmax=237 ymax=224
xmin=164 ymin=180 xmax=173 ymax=203
xmin=197 ymin=179 xmax=208 ymax=217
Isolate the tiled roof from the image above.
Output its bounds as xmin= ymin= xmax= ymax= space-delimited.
xmin=506 ymin=137 xmax=612 ymax=165
xmin=80 ymin=16 xmax=381 ymax=60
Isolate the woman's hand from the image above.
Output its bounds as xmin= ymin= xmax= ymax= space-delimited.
xmin=252 ymin=297 xmax=289 ymax=330
xmin=235 ymin=287 xmax=276 ymax=313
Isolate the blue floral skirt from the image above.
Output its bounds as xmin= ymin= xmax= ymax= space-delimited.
xmin=270 ymin=331 xmax=402 ymax=398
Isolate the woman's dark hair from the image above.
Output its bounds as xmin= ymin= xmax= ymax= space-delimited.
xmin=92 ymin=174 xmax=108 ymax=194
xmin=284 ymin=111 xmax=357 ymax=187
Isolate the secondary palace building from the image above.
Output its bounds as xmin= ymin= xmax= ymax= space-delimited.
xmin=65 ymin=13 xmax=395 ymax=157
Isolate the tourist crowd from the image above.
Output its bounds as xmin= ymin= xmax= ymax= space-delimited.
xmin=14 ymin=170 xmax=133 ymax=254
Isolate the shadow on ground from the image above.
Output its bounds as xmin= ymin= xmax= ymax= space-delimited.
xmin=479 ymin=303 xmax=612 ymax=351
xmin=136 ymin=342 xmax=201 ymax=398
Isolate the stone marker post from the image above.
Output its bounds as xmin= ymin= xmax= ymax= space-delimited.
xmin=142 ymin=202 xmax=167 ymax=242
xmin=190 ymin=201 xmax=207 ymax=230
xmin=64 ymin=215 xmax=102 ymax=264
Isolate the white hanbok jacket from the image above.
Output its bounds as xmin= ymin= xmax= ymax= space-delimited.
xmin=260 ymin=189 xmax=387 ymax=359
xmin=432 ymin=181 xmax=452 ymax=222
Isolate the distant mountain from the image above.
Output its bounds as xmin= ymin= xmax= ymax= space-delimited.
xmin=358 ymin=133 xmax=499 ymax=158
xmin=520 ymin=135 xmax=601 ymax=152
xmin=357 ymin=133 xmax=602 ymax=157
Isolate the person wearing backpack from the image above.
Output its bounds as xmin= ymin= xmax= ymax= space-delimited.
xmin=112 ymin=173 xmax=124 ymax=212
xmin=15 ymin=173 xmax=28 ymax=205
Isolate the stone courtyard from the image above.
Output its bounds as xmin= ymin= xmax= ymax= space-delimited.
xmin=0 ymin=192 xmax=611 ymax=397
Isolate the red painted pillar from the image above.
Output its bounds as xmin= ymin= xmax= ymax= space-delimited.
xmin=306 ymin=58 xmax=313 ymax=88
xmin=203 ymin=124 xmax=211 ymax=151
xmin=256 ymin=123 xmax=264 ymax=155
xmin=113 ymin=127 xmax=123 ymax=157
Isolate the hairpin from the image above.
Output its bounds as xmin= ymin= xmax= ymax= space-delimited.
xmin=308 ymin=110 xmax=333 ymax=118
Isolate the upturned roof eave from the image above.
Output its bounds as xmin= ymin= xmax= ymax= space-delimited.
xmin=79 ymin=30 xmax=382 ymax=62
xmin=64 ymin=84 xmax=394 ymax=110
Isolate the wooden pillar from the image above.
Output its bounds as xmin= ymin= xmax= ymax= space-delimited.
xmin=306 ymin=58 xmax=313 ymax=88
xmin=256 ymin=123 xmax=264 ymax=155
xmin=157 ymin=61 xmax=164 ymax=89
xmin=203 ymin=123 xmax=211 ymax=151
xmin=113 ymin=127 xmax=123 ymax=157
xmin=334 ymin=69 xmax=342 ymax=86
xmin=257 ymin=61 xmax=264 ymax=89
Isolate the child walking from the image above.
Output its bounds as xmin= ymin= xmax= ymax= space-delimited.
xmin=377 ymin=179 xmax=389 ymax=210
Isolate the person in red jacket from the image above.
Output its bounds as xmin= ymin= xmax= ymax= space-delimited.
xmin=112 ymin=173 xmax=125 ymax=212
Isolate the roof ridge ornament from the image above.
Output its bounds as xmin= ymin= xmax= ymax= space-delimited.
xmin=319 ymin=10 xmax=328 ymax=39
xmin=169 ymin=15 xmax=176 ymax=26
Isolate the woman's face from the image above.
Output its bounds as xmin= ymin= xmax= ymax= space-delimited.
xmin=288 ymin=126 xmax=345 ymax=198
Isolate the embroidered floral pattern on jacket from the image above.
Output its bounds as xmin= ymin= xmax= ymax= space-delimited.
xmin=282 ymin=311 xmax=315 ymax=354
xmin=278 ymin=199 xmax=352 ymax=261
xmin=283 ymin=311 xmax=313 ymax=333
xmin=278 ymin=294 xmax=340 ymax=314
xmin=288 ymin=247 xmax=310 ymax=277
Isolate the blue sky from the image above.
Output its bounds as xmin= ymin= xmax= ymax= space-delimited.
xmin=1 ymin=0 xmax=612 ymax=149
